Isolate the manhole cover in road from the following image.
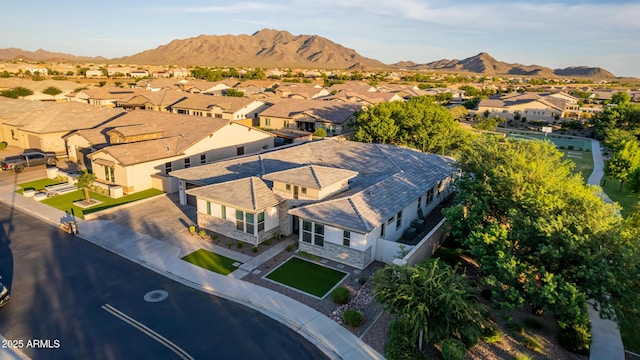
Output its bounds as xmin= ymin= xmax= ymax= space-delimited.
xmin=144 ymin=290 xmax=169 ymax=303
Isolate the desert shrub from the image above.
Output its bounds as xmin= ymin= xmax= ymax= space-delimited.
xmin=514 ymin=354 xmax=532 ymax=360
xmin=285 ymin=245 xmax=292 ymax=252
xmin=252 ymin=246 xmax=258 ymax=253
xmin=189 ymin=225 xmax=196 ymax=233
xmin=441 ymin=338 xmax=467 ymax=360
xmin=460 ymin=326 xmax=481 ymax=349
xmin=481 ymin=325 xmax=501 ymax=344
xmin=558 ymin=324 xmax=591 ymax=355
xmin=198 ymin=230 xmax=207 ymax=238
xmin=236 ymin=241 xmax=244 ymax=249
xmin=343 ymin=309 xmax=363 ymax=327
xmin=0 ymin=141 xmax=7 ymax=150
xmin=384 ymin=318 xmax=427 ymax=360
xmin=331 ymin=286 xmax=350 ymax=305
xmin=211 ymin=234 xmax=218 ymax=240
xmin=263 ymin=239 xmax=271 ymax=246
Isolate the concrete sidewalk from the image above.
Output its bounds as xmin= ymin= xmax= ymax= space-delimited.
xmin=0 ymin=181 xmax=383 ymax=360
xmin=587 ymin=139 xmax=625 ymax=360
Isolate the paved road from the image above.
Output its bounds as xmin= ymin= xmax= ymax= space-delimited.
xmin=0 ymin=202 xmax=328 ymax=360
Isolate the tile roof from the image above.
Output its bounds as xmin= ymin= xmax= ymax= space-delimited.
xmin=259 ymin=99 xmax=361 ymax=123
xmin=0 ymin=99 xmax=125 ymax=133
xmin=187 ymin=176 xmax=282 ymax=211
xmin=171 ymin=93 xmax=261 ymax=113
xmin=262 ymin=165 xmax=358 ymax=189
xmin=172 ymin=139 xmax=456 ymax=232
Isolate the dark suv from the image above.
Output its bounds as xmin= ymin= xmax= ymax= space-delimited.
xmin=1 ymin=151 xmax=57 ymax=173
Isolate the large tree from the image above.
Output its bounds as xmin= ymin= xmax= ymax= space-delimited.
xmin=604 ymin=131 xmax=640 ymax=190
xmin=443 ymin=137 xmax=639 ymax=328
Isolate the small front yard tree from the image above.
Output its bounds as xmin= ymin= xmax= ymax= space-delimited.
xmin=77 ymin=171 xmax=96 ymax=206
xmin=373 ymin=259 xmax=487 ymax=354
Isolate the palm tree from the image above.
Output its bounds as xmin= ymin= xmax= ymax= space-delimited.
xmin=76 ymin=171 xmax=96 ymax=205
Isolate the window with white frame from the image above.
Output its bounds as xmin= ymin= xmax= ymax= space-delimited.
xmin=257 ymin=212 xmax=265 ymax=232
xmin=184 ymin=158 xmax=190 ymax=168
xmin=426 ymin=188 xmax=434 ymax=204
xmin=104 ymin=166 xmax=115 ymax=182
xmin=314 ymin=223 xmax=324 ymax=246
xmin=343 ymin=230 xmax=350 ymax=247
xmin=302 ymin=220 xmax=312 ymax=243
xmin=165 ymin=162 xmax=172 ymax=174
xmin=200 ymin=154 xmax=206 ymax=164
xmin=221 ymin=205 xmax=226 ymax=219
xmin=246 ymin=213 xmax=255 ymax=235
xmin=396 ymin=210 xmax=402 ymax=230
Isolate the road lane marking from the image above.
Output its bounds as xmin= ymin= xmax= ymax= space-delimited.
xmin=102 ymin=304 xmax=193 ymax=360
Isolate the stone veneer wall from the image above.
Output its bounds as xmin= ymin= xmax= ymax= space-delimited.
xmin=299 ymin=241 xmax=371 ymax=270
xmin=197 ymin=213 xmax=281 ymax=245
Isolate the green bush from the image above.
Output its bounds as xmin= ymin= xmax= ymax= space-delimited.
xmin=285 ymin=245 xmax=292 ymax=252
xmin=343 ymin=309 xmax=363 ymax=327
xmin=331 ymin=286 xmax=350 ymax=305
xmin=481 ymin=325 xmax=501 ymax=344
xmin=385 ymin=318 xmax=427 ymax=360
xmin=198 ymin=230 xmax=207 ymax=238
xmin=252 ymin=246 xmax=258 ymax=253
xmin=236 ymin=241 xmax=244 ymax=249
xmin=433 ymin=247 xmax=462 ymax=266
xmin=519 ymin=334 xmax=542 ymax=352
xmin=558 ymin=324 xmax=591 ymax=355
xmin=189 ymin=225 xmax=196 ymax=233
xmin=0 ymin=141 xmax=7 ymax=150
xmin=441 ymin=338 xmax=467 ymax=360
xmin=460 ymin=326 xmax=481 ymax=349
xmin=263 ymin=239 xmax=271 ymax=246
xmin=358 ymin=276 xmax=367 ymax=285
xmin=568 ymin=145 xmax=575 ymax=150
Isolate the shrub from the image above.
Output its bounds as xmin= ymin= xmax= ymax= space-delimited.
xmin=433 ymin=247 xmax=462 ymax=266
xmin=299 ymin=251 xmax=308 ymax=257
xmin=343 ymin=309 xmax=364 ymax=327
xmin=285 ymin=245 xmax=292 ymax=252
xmin=211 ymin=234 xmax=218 ymax=240
xmin=263 ymin=239 xmax=271 ymax=246
xmin=558 ymin=324 xmax=590 ymax=355
xmin=236 ymin=241 xmax=244 ymax=249
xmin=568 ymin=145 xmax=575 ymax=150
xmin=189 ymin=225 xmax=196 ymax=233
xmin=506 ymin=321 xmax=524 ymax=334
xmin=252 ymin=246 xmax=258 ymax=253
xmin=481 ymin=325 xmax=501 ymax=344
xmin=331 ymin=286 xmax=350 ymax=305
xmin=198 ymin=230 xmax=207 ymax=238
xmin=519 ymin=334 xmax=542 ymax=352
xmin=384 ymin=318 xmax=427 ymax=360
xmin=358 ymin=276 xmax=367 ymax=285
xmin=460 ymin=326 xmax=481 ymax=349
xmin=0 ymin=141 xmax=7 ymax=150
xmin=441 ymin=338 xmax=467 ymax=360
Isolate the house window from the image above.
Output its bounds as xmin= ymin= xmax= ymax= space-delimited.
xmin=343 ymin=230 xmax=350 ymax=247
xmin=215 ymin=113 xmax=222 ymax=118
xmin=301 ymin=187 xmax=307 ymax=194
xmin=380 ymin=223 xmax=385 ymax=238
xmin=184 ymin=158 xmax=191 ymax=168
xmin=236 ymin=210 xmax=244 ymax=231
xmin=236 ymin=146 xmax=244 ymax=156
xmin=302 ymin=220 xmax=312 ymax=243
xmin=165 ymin=162 xmax=172 ymax=174
xmin=246 ymin=212 xmax=255 ymax=235
xmin=258 ymin=212 xmax=265 ymax=232
xmin=426 ymin=188 xmax=434 ymax=204
xmin=104 ymin=166 xmax=115 ymax=182
xmin=314 ymin=223 xmax=324 ymax=247
xmin=418 ymin=196 xmax=422 ymax=211
xmin=206 ymin=201 xmax=211 ymax=215
xmin=265 ymin=118 xmax=271 ymax=126
xmin=284 ymin=120 xmax=290 ymax=128
xmin=221 ymin=205 xmax=226 ymax=219
xmin=396 ymin=210 xmax=402 ymax=230
xmin=285 ymin=184 xmax=291 ymax=191
xmin=387 ymin=216 xmax=394 ymax=225
xmin=200 ymin=154 xmax=206 ymax=165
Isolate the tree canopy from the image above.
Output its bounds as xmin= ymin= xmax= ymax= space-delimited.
xmin=443 ymin=137 xmax=640 ymax=330
xmin=0 ymin=86 xmax=33 ymax=99
xmin=351 ymin=96 xmax=468 ymax=155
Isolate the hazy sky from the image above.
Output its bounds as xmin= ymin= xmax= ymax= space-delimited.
xmin=1 ymin=0 xmax=639 ymax=77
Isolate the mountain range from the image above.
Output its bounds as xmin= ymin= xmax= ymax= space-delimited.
xmin=0 ymin=29 xmax=617 ymax=79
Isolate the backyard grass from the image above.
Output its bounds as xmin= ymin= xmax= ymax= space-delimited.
xmin=181 ymin=249 xmax=240 ymax=275
xmin=507 ymin=132 xmax=592 ymax=151
xmin=265 ymin=256 xmax=348 ymax=298
xmin=40 ymin=188 xmax=164 ymax=219
xmin=16 ymin=178 xmax=63 ymax=194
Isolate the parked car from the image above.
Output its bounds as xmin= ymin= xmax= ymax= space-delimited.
xmin=1 ymin=151 xmax=57 ymax=173
xmin=0 ymin=276 xmax=9 ymax=307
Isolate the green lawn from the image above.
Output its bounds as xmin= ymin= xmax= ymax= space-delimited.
xmin=559 ymin=149 xmax=594 ymax=182
xmin=181 ymin=249 xmax=241 ymax=275
xmin=507 ymin=132 xmax=592 ymax=151
xmin=40 ymin=188 xmax=164 ymax=219
xmin=600 ymin=177 xmax=640 ymax=218
xmin=266 ymin=256 xmax=348 ymax=298
xmin=16 ymin=179 xmax=63 ymax=194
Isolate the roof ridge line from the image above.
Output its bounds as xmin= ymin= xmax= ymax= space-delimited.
xmin=309 ymin=165 xmax=322 ymax=188
xmin=348 ymin=197 xmax=370 ymax=232
xmin=249 ymin=177 xmax=257 ymax=210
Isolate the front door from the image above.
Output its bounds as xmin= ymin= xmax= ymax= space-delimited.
xmin=293 ymin=185 xmax=299 ymax=200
